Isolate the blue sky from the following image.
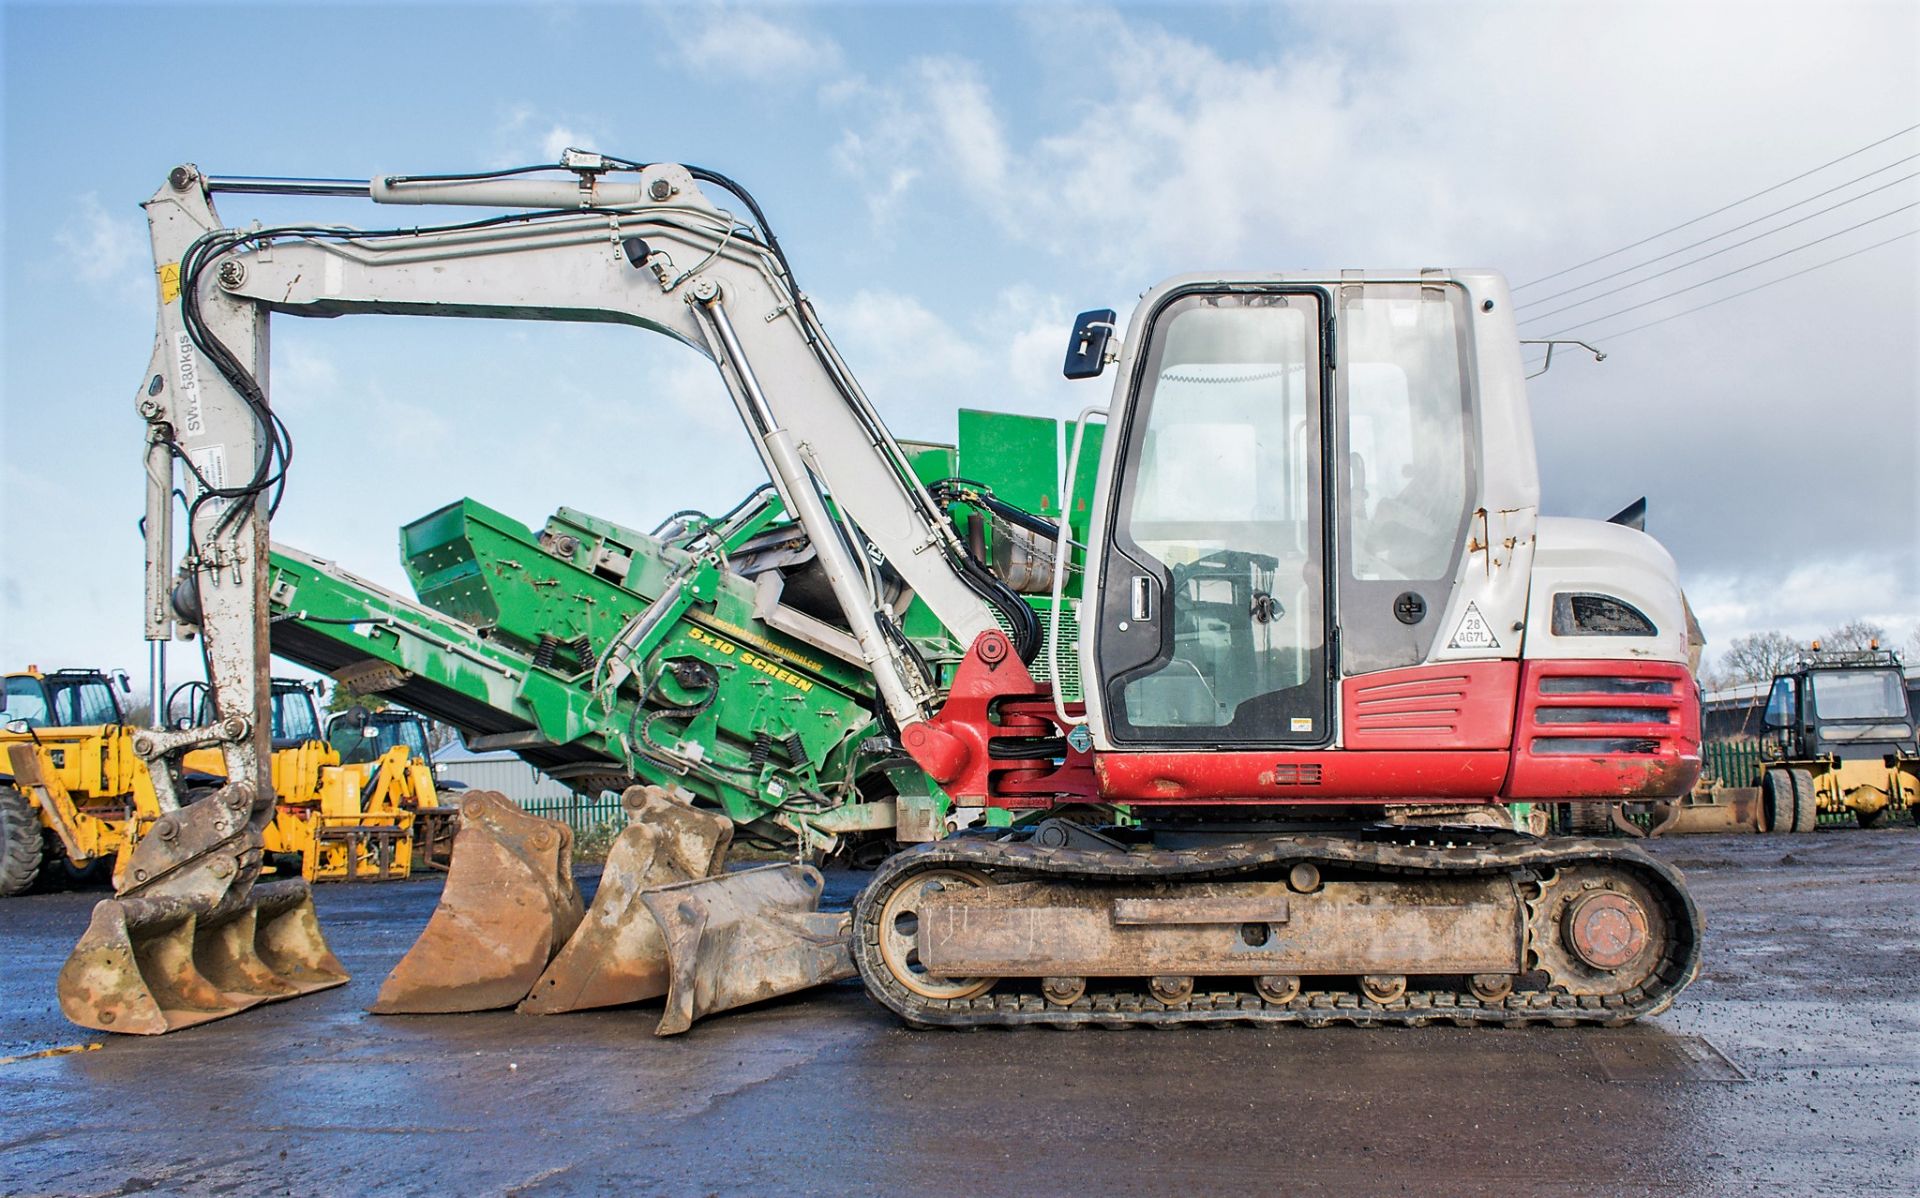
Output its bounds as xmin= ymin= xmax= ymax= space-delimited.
xmin=3 ymin=0 xmax=1917 ymax=689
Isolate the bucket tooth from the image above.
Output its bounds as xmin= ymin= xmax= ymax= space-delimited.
xmin=519 ymin=786 xmax=733 ymax=1015
xmin=56 ymin=779 xmax=349 ymax=1036
xmin=641 ymin=864 xmax=854 ymax=1036
xmin=371 ymin=792 xmax=583 ymax=1014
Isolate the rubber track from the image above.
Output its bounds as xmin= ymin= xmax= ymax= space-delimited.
xmin=852 ymin=833 xmax=1702 ymax=1030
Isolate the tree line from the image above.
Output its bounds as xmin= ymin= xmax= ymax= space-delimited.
xmin=1700 ymin=619 xmax=1920 ymax=690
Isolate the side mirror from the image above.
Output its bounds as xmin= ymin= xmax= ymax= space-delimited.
xmin=362 ymin=725 xmax=381 ymax=739
xmin=1063 ymin=308 xmax=1118 ymax=380
xmin=4 ymin=719 xmax=29 ymax=735
xmin=111 ymin=669 xmax=133 ymax=694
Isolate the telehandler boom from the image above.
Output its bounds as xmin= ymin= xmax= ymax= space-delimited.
xmin=81 ymin=151 xmax=1704 ymax=1034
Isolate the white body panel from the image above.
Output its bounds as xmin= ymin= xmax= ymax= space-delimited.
xmin=1520 ymin=517 xmax=1693 ymax=665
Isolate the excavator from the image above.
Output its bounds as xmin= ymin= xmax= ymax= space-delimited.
xmin=62 ymin=151 xmax=1703 ymax=1036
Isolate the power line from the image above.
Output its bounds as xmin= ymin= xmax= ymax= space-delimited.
xmin=1519 ymin=226 xmax=1919 ymax=368
xmin=1536 ymin=201 xmax=1920 ymax=338
xmin=1576 ymin=229 xmax=1920 ymax=345
xmin=1513 ymin=123 xmax=1920 ymax=292
xmin=1519 ymin=171 xmax=1920 ymax=325
xmin=1517 ymin=154 xmax=1920 ymax=310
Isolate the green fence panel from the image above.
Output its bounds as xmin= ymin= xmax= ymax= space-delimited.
xmin=519 ymin=792 xmax=627 ymax=838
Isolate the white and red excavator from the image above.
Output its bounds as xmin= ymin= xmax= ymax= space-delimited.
xmin=60 ymin=150 xmax=1702 ymax=1035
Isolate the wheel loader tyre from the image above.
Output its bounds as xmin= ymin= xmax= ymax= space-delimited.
xmin=0 ymin=784 xmax=46 ymax=896
xmin=1788 ymin=768 xmax=1819 ymax=834
xmin=1762 ymin=770 xmax=1794 ymax=834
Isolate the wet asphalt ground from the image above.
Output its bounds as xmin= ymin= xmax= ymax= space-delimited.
xmin=2 ymin=827 xmax=1916 ymax=1197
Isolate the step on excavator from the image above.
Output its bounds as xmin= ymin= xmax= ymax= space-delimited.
xmin=76 ymin=151 xmax=1705 ymax=1036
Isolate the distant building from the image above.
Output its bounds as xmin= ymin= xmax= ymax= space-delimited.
xmin=433 ymin=743 xmax=577 ymax=805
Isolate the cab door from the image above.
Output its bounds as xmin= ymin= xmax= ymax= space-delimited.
xmin=1091 ymin=289 xmax=1333 ymax=746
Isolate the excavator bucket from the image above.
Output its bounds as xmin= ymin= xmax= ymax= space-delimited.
xmin=642 ymin=864 xmax=853 ymax=1036
xmin=370 ymin=791 xmax=583 ymax=1014
xmin=519 ymin=786 xmax=733 ymax=1015
xmin=59 ymin=873 xmax=347 ymax=1034
xmin=1643 ymin=786 xmax=1764 ymax=836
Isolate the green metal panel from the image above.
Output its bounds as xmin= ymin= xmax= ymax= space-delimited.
xmin=958 ymin=409 xmax=1061 ymax=520
xmin=272 ymin=492 xmax=891 ymax=853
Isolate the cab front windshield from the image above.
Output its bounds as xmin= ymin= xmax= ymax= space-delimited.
xmin=1 ymin=677 xmax=52 ymax=728
xmin=3 ymin=676 xmax=119 ymax=728
xmin=1810 ymin=669 xmax=1909 ymax=721
xmin=330 ymin=716 xmax=426 ymax=765
xmin=271 ymin=689 xmax=321 ymax=743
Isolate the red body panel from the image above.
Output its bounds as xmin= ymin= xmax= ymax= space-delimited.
xmin=1499 ymin=659 xmax=1701 ymax=800
xmin=1094 ymin=749 xmax=1510 ymax=804
xmin=910 ymin=635 xmax=1701 ymax=811
xmin=1341 ymin=662 xmax=1518 ymax=751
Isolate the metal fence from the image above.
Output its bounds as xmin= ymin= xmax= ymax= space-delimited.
xmin=1702 ymin=738 xmax=1861 ymax=828
xmin=519 ymin=791 xmax=627 ymax=838
xmin=1702 ymin=739 xmax=1765 ymax=788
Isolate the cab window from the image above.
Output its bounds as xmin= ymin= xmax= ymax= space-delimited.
xmin=272 ymin=690 xmax=320 ymax=742
xmin=1335 ymin=284 xmax=1476 ymax=674
xmin=1 ymin=677 xmax=51 ymax=728
xmin=50 ymin=679 xmax=120 ymax=726
xmin=1763 ymin=677 xmax=1796 ymax=727
xmin=1810 ymin=670 xmax=1908 ymax=721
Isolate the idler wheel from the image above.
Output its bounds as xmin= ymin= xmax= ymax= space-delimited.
xmin=1564 ymin=890 xmax=1651 ymax=970
xmin=877 ymin=868 xmax=997 ymax=1001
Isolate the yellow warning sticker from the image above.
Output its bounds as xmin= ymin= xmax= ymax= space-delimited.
xmin=158 ymin=262 xmax=181 ymax=304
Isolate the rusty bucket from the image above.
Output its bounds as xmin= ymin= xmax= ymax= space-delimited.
xmin=57 ymin=781 xmax=349 ymax=1036
xmin=519 ymin=786 xmax=733 ymax=1015
xmin=370 ymin=792 xmax=583 ymax=1014
xmin=641 ymin=864 xmax=853 ymax=1036
xmin=1645 ymin=786 xmax=1764 ymax=836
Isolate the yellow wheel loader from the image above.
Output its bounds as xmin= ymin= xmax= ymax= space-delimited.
xmin=2 ymin=669 xmax=445 ymax=892
xmin=1755 ymin=647 xmax=1920 ymax=829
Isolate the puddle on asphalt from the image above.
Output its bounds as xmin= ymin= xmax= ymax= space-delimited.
xmin=1582 ymin=1033 xmax=1748 ymax=1082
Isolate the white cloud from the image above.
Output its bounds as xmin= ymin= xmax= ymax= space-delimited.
xmin=1689 ymin=554 xmax=1919 ymax=666
xmin=812 ymin=283 xmax=1101 ymax=437
xmin=54 ymin=193 xmax=146 ymax=301
xmin=490 ymin=104 xmax=608 ymax=166
xmin=272 ymin=344 xmax=339 ymax=411
xmin=672 ymin=4 xmax=841 ymax=80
